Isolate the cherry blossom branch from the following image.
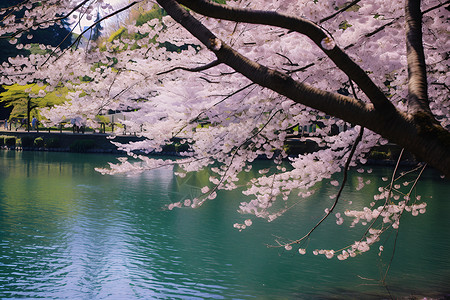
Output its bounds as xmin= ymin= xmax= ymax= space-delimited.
xmin=0 ymin=0 xmax=27 ymax=12
xmin=381 ymin=163 xmax=426 ymax=284
xmin=319 ymin=0 xmax=362 ymax=23
xmin=191 ymin=83 xmax=257 ymax=124
xmin=431 ymin=82 xmax=449 ymax=92
xmin=0 ymin=1 xmax=28 ymax=24
xmin=358 ymin=149 xmax=405 ymax=244
xmin=175 ymin=0 xmax=395 ymax=113
xmin=317 ymin=149 xmax=425 ymax=262
xmin=189 ymin=109 xmax=283 ymax=208
xmin=168 ymin=82 xmax=257 ymax=140
xmin=343 ymin=1 xmax=448 ymax=50
xmin=96 ymin=155 xmax=209 ymax=175
xmin=156 ymin=0 xmax=450 ymax=177
xmin=276 ymin=52 xmax=296 ymax=66
xmin=271 ymin=126 xmax=365 ymax=248
xmin=422 ymin=0 xmax=450 ymax=14
xmin=156 ymin=60 xmax=220 ymax=75
xmin=2 ymin=0 xmax=92 ymax=39
xmin=284 ymin=63 xmax=315 ymax=75
xmin=69 ymin=2 xmax=141 ymax=51
xmin=39 ymin=1 xmax=141 ymax=66
xmin=157 ymin=0 xmax=369 ymax=117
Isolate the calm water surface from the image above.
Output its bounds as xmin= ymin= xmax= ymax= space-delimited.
xmin=0 ymin=151 xmax=449 ymax=299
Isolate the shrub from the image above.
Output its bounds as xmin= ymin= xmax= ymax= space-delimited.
xmin=70 ymin=139 xmax=96 ymax=152
xmin=45 ymin=138 xmax=61 ymax=148
xmin=4 ymin=136 xmax=16 ymax=147
xmin=369 ymin=150 xmax=391 ymax=160
xmin=0 ymin=136 xmax=4 ymax=147
xmin=21 ymin=136 xmax=35 ymax=148
xmin=34 ymin=137 xmax=45 ymax=148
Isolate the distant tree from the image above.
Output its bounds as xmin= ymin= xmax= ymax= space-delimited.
xmin=91 ymin=11 xmax=104 ymax=41
xmin=0 ymin=84 xmax=69 ymax=130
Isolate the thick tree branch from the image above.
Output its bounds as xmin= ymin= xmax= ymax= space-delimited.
xmin=176 ymin=0 xmax=396 ymax=115
xmin=156 ymin=0 xmax=373 ymax=121
xmin=156 ymin=0 xmax=450 ymax=177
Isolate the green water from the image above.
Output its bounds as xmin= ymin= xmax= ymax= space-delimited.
xmin=0 ymin=151 xmax=449 ymax=299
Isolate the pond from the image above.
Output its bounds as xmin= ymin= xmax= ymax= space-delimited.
xmin=0 ymin=151 xmax=449 ymax=299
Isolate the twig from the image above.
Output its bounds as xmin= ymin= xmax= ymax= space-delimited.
xmin=272 ymin=126 xmax=365 ymax=247
xmin=194 ymin=109 xmax=283 ymax=207
xmin=157 ymin=60 xmax=221 ymax=75
xmin=319 ymin=0 xmax=362 ymax=23
xmin=5 ymin=0 xmax=92 ymax=40
xmin=43 ymin=1 xmax=141 ymax=66
xmin=381 ymin=163 xmax=427 ymax=284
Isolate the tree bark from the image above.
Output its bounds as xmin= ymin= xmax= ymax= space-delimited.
xmin=405 ymin=0 xmax=431 ymax=116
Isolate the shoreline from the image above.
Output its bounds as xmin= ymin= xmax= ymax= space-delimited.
xmin=0 ymin=130 xmax=419 ymax=167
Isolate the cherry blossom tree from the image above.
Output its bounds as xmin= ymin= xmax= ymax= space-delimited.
xmin=0 ymin=0 xmax=448 ymax=260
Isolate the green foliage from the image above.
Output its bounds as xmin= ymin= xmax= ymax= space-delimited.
xmin=339 ymin=20 xmax=352 ymax=30
xmin=368 ymin=150 xmax=391 ymax=160
xmin=160 ymin=41 xmax=197 ymax=53
xmin=106 ymin=6 xmax=168 ymax=53
xmin=81 ymin=75 xmax=94 ymax=82
xmin=91 ymin=12 xmax=104 ymax=41
xmin=26 ymin=43 xmax=52 ymax=55
xmin=135 ymin=5 xmax=166 ymax=26
xmin=69 ymin=139 xmax=96 ymax=152
xmin=4 ymin=136 xmax=16 ymax=147
xmin=107 ymin=28 xmax=126 ymax=43
xmin=45 ymin=137 xmax=61 ymax=148
xmin=0 ymin=83 xmax=69 ymax=120
xmin=34 ymin=137 xmax=44 ymax=148
xmin=96 ymin=115 xmax=110 ymax=125
xmin=18 ymin=136 xmax=61 ymax=149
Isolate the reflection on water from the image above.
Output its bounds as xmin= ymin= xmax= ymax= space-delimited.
xmin=0 ymin=151 xmax=449 ymax=299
